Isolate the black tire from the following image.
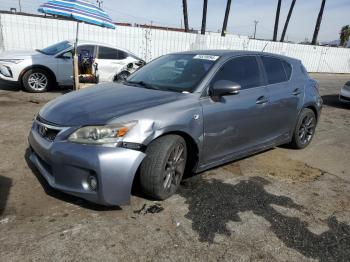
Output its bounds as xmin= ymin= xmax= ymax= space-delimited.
xmin=140 ymin=135 xmax=187 ymax=200
xmin=290 ymin=108 xmax=316 ymax=149
xmin=115 ymin=71 xmax=130 ymax=82
xmin=22 ymin=68 xmax=52 ymax=93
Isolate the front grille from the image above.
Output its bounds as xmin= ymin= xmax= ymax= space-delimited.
xmin=36 ymin=115 xmax=65 ymax=142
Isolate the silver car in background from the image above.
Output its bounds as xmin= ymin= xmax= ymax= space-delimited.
xmin=339 ymin=81 xmax=350 ymax=103
xmin=0 ymin=40 xmax=144 ymax=92
xmin=28 ymin=50 xmax=322 ymax=206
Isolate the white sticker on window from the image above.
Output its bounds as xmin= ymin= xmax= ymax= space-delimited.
xmin=193 ymin=55 xmax=220 ymax=61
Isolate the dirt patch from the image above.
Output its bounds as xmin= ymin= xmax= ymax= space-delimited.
xmin=243 ymin=150 xmax=325 ymax=182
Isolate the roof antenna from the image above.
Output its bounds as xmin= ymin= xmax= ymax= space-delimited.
xmin=262 ymin=43 xmax=268 ymax=52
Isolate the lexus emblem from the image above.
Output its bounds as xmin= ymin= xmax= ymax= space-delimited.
xmin=38 ymin=125 xmax=47 ymax=137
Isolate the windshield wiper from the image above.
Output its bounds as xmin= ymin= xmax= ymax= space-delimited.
xmin=126 ymin=81 xmax=160 ymax=90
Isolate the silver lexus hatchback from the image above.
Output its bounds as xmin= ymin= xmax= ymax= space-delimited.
xmin=28 ymin=50 xmax=322 ymax=206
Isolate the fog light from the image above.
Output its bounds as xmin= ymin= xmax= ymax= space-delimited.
xmin=87 ymin=175 xmax=98 ymax=191
xmin=0 ymin=65 xmax=12 ymax=77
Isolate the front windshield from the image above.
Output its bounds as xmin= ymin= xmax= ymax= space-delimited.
xmin=126 ymin=54 xmax=219 ymax=93
xmin=39 ymin=41 xmax=72 ymax=55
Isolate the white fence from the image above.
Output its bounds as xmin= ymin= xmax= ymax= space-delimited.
xmin=1 ymin=13 xmax=350 ymax=73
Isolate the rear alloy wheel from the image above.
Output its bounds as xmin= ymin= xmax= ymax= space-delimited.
xmin=290 ymin=108 xmax=316 ymax=149
xmin=140 ymin=135 xmax=187 ymax=200
xmin=22 ymin=69 xmax=51 ymax=93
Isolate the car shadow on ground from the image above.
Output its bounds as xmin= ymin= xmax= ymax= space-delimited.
xmin=0 ymin=80 xmax=72 ymax=94
xmin=322 ymin=94 xmax=350 ymax=110
xmin=178 ymin=176 xmax=350 ymax=261
xmin=0 ymin=175 xmax=12 ymax=216
xmin=24 ymin=148 xmax=121 ymax=211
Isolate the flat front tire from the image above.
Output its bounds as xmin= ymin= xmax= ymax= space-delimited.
xmin=140 ymin=135 xmax=187 ymax=200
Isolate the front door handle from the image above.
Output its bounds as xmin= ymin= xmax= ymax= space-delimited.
xmin=256 ymin=96 xmax=269 ymax=105
xmin=292 ymin=88 xmax=301 ymax=96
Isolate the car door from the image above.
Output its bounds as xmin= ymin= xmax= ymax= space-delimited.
xmin=259 ymin=56 xmax=300 ymax=142
xmin=56 ymin=45 xmax=96 ymax=85
xmin=55 ymin=49 xmax=73 ymax=85
xmin=200 ymin=55 xmax=272 ymax=166
xmin=96 ymin=46 xmax=129 ymax=82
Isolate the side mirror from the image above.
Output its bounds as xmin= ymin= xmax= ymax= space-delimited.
xmin=211 ymin=80 xmax=241 ymax=97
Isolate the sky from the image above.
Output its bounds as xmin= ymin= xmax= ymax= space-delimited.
xmin=0 ymin=0 xmax=349 ymax=42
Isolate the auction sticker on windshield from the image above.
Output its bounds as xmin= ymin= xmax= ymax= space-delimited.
xmin=193 ymin=55 xmax=220 ymax=61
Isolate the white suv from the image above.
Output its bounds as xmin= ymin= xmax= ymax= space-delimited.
xmin=0 ymin=40 xmax=145 ymax=92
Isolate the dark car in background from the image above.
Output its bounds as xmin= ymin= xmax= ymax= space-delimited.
xmin=28 ymin=50 xmax=322 ymax=206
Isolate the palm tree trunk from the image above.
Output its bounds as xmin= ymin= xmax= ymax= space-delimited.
xmin=273 ymin=0 xmax=282 ymax=41
xmin=312 ymin=0 xmax=326 ymax=45
xmin=182 ymin=0 xmax=189 ymax=32
xmin=280 ymin=0 xmax=296 ymax=42
xmin=221 ymin=0 xmax=232 ymax=37
xmin=201 ymin=0 xmax=208 ymax=35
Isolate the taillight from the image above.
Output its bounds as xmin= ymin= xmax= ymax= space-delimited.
xmin=311 ymin=81 xmax=320 ymax=94
xmin=314 ymin=82 xmax=319 ymax=91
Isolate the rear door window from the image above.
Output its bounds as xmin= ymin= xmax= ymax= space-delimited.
xmin=212 ymin=56 xmax=262 ymax=90
xmin=77 ymin=45 xmax=95 ymax=57
xmin=98 ymin=46 xmax=128 ymax=60
xmin=261 ymin=56 xmax=287 ymax=84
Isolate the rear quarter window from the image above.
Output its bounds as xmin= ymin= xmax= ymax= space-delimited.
xmin=261 ymin=56 xmax=287 ymax=84
xmin=282 ymin=60 xmax=292 ymax=80
xmin=300 ymin=64 xmax=309 ymax=77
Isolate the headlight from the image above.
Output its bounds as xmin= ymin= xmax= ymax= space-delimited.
xmin=68 ymin=121 xmax=137 ymax=145
xmin=0 ymin=65 xmax=12 ymax=77
xmin=0 ymin=59 xmax=23 ymax=64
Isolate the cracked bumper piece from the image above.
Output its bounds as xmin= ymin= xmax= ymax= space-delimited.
xmin=28 ymin=128 xmax=146 ymax=206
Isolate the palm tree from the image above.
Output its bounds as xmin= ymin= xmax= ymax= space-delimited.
xmin=340 ymin=25 xmax=350 ymax=47
xmin=221 ymin=0 xmax=232 ymax=37
xmin=312 ymin=0 xmax=326 ymax=45
xmin=182 ymin=0 xmax=189 ymax=32
xmin=201 ymin=0 xmax=208 ymax=35
xmin=273 ymin=0 xmax=282 ymax=41
xmin=280 ymin=0 xmax=296 ymax=42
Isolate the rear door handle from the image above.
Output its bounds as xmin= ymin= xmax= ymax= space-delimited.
xmin=292 ymin=88 xmax=301 ymax=96
xmin=256 ymin=96 xmax=269 ymax=105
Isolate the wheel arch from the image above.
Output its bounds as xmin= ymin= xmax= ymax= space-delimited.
xmin=304 ymin=103 xmax=319 ymax=122
xmin=148 ymin=130 xmax=200 ymax=174
xmin=19 ymin=65 xmax=57 ymax=85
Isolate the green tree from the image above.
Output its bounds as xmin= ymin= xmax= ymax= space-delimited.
xmin=340 ymin=25 xmax=350 ymax=47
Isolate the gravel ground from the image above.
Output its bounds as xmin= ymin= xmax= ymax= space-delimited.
xmin=0 ymin=73 xmax=349 ymax=261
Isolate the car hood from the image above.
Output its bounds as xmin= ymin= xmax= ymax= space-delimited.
xmin=39 ymin=83 xmax=182 ymax=126
xmin=0 ymin=50 xmax=43 ymax=59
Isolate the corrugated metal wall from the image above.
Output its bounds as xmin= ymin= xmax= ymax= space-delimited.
xmin=1 ymin=13 xmax=350 ymax=73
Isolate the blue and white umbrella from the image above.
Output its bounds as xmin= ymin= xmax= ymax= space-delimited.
xmin=38 ymin=0 xmax=115 ymax=29
xmin=38 ymin=0 xmax=116 ymax=89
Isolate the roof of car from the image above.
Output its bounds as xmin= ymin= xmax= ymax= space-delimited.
xmin=171 ymin=49 xmax=300 ymax=62
xmin=67 ymin=39 xmax=141 ymax=59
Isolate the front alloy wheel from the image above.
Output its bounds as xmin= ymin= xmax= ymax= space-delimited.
xmin=163 ymin=144 xmax=186 ymax=190
xmin=22 ymin=69 xmax=51 ymax=93
xmin=140 ymin=135 xmax=187 ymax=200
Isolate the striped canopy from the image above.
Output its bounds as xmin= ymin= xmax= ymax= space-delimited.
xmin=38 ymin=0 xmax=115 ymax=29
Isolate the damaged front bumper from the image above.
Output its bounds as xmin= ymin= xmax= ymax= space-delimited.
xmin=28 ymin=121 xmax=146 ymax=206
